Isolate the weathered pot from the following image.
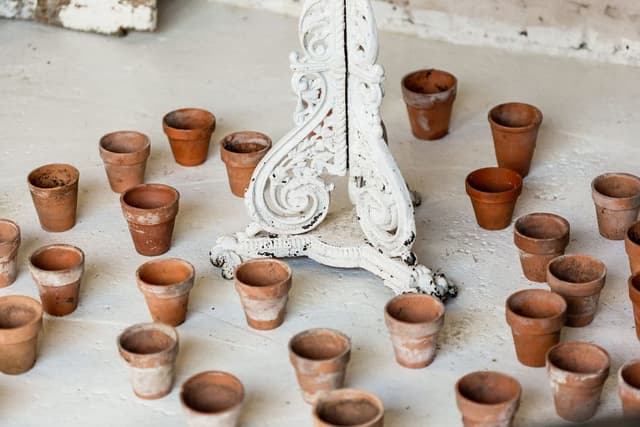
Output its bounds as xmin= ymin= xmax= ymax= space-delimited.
xmin=163 ymin=108 xmax=216 ymax=166
xmin=312 ymin=388 xmax=384 ymax=427
xmin=136 ymin=258 xmax=195 ymax=326
xmin=180 ymin=371 xmax=244 ymax=427
xmin=514 ymin=213 xmax=570 ymax=282
xmin=546 ymin=341 xmax=610 ymax=422
xmin=289 ymin=328 xmax=351 ymax=404
xmin=384 ymin=293 xmax=445 ymax=369
xmin=0 ymin=295 xmax=43 ymax=374
xmin=233 ymin=258 xmax=292 ymax=330
xmin=619 ymin=359 xmax=640 ymax=417
xmin=220 ymin=131 xmax=272 ymax=197
xmin=0 ymin=219 xmax=20 ymax=287
xmin=99 ymin=130 xmax=151 ymax=193
xmin=117 ymin=322 xmax=179 ymax=399
xmin=465 ymin=167 xmax=523 ymax=230
xmin=505 ymin=289 xmax=566 ymax=367
xmin=120 ymin=183 xmax=180 ymax=256
xmin=488 ymin=102 xmax=543 ymax=178
xmin=625 ymin=221 xmax=640 ymax=274
xmin=27 ymin=163 xmax=79 ymax=232
xmin=401 ymin=69 xmax=457 ymax=140
xmin=546 ymin=254 xmax=606 ymax=327
xmin=28 ymin=244 xmax=84 ymax=316
xmin=455 ymin=371 xmax=521 ymax=427
xmin=627 ymin=272 xmax=640 ymax=341
xmin=592 ymin=173 xmax=640 ymax=240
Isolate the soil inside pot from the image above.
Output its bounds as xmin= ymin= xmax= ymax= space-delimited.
xmin=235 ymin=261 xmax=290 ymax=287
xmin=28 ymin=165 xmax=77 ymax=189
xmin=458 ymin=372 xmax=520 ymax=404
xmin=317 ymin=399 xmax=381 ymax=425
xmin=509 ymin=291 xmax=564 ymax=318
xmin=138 ymin=259 xmax=192 ymax=286
xmin=123 ymin=186 xmax=176 ymax=209
xmin=548 ymin=257 xmax=604 ymax=283
xmin=386 ymin=295 xmax=443 ymax=323
xmin=548 ymin=343 xmax=609 ymax=373
xmin=594 ymin=175 xmax=640 ymax=199
xmin=31 ymin=247 xmax=82 ymax=271
xmin=183 ymin=382 xmax=241 ymax=413
xmin=120 ymin=329 xmax=174 ymax=355
xmin=101 ymin=132 xmax=148 ymax=154
xmin=291 ymin=330 xmax=349 ymax=360
xmin=164 ymin=110 xmax=214 ymax=131
xmin=0 ymin=304 xmax=36 ymax=328
xmin=490 ymin=103 xmax=540 ymax=128
xmin=622 ymin=363 xmax=640 ymax=389
xmin=403 ymin=70 xmax=455 ymax=95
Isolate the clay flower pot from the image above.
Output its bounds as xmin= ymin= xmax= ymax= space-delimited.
xmin=619 ymin=359 xmax=640 ymax=417
xmin=27 ymin=163 xmax=79 ymax=232
xmin=592 ymin=173 xmax=640 ymax=240
xmin=233 ymin=258 xmax=292 ymax=330
xmin=514 ymin=213 xmax=570 ymax=282
xmin=488 ymin=102 xmax=543 ymax=178
xmin=136 ymin=258 xmax=195 ymax=326
xmin=627 ymin=272 xmax=640 ymax=341
xmin=401 ymin=69 xmax=457 ymax=140
xmin=505 ymin=289 xmax=566 ymax=367
xmin=465 ymin=167 xmax=523 ymax=230
xmin=117 ymin=322 xmax=179 ymax=399
xmin=0 ymin=295 xmax=43 ymax=375
xmin=312 ymin=388 xmax=384 ymax=427
xmin=163 ymin=108 xmax=216 ymax=166
xmin=120 ymin=183 xmax=180 ymax=256
xmin=625 ymin=221 xmax=640 ymax=274
xmin=384 ymin=293 xmax=445 ymax=368
xmin=546 ymin=254 xmax=606 ymax=327
xmin=180 ymin=371 xmax=244 ymax=427
xmin=28 ymin=244 xmax=85 ymax=316
xmin=289 ymin=328 xmax=351 ymax=404
xmin=99 ymin=131 xmax=151 ymax=193
xmin=220 ymin=131 xmax=272 ymax=197
xmin=546 ymin=341 xmax=610 ymax=422
xmin=0 ymin=219 xmax=20 ymax=287
xmin=455 ymin=371 xmax=521 ymax=427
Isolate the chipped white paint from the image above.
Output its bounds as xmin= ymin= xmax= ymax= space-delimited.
xmin=389 ymin=334 xmax=438 ymax=365
xmin=235 ymin=292 xmax=288 ymax=322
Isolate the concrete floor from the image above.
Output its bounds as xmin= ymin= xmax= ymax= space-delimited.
xmin=1 ymin=1 xmax=640 ymax=426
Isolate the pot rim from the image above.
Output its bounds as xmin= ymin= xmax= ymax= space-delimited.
xmin=28 ymin=243 xmax=85 ymax=275
xmin=546 ymin=341 xmax=610 ymax=380
xmin=625 ymin=221 xmax=640 ymax=249
xmin=505 ymin=289 xmax=567 ymax=331
xmin=288 ymin=327 xmax=351 ymax=363
xmin=465 ymin=167 xmax=523 ymax=204
xmin=487 ymin=102 xmax=543 ymax=134
xmin=234 ymin=258 xmax=292 ymax=289
xmin=99 ymin=131 xmax=151 ymax=164
xmin=180 ymin=370 xmax=245 ymax=416
xmin=619 ymin=359 xmax=640 ymax=391
xmin=120 ymin=183 xmax=180 ymax=216
xmin=117 ymin=322 xmax=178 ymax=361
xmin=546 ymin=254 xmax=606 ymax=294
xmin=312 ymin=388 xmax=384 ymax=426
xmin=591 ymin=173 xmax=640 ymax=207
xmin=455 ymin=370 xmax=522 ymax=410
xmin=219 ymin=131 xmax=273 ymax=168
xmin=162 ymin=108 xmax=216 ymax=140
xmin=401 ymin=69 xmax=457 ymax=109
xmin=514 ymin=212 xmax=570 ymax=253
xmin=384 ymin=293 xmax=445 ymax=327
xmin=0 ymin=295 xmax=43 ymax=344
xmin=136 ymin=257 xmax=195 ymax=295
xmin=0 ymin=219 xmax=20 ymax=250
xmin=628 ymin=272 xmax=640 ymax=304
xmin=27 ymin=163 xmax=79 ymax=192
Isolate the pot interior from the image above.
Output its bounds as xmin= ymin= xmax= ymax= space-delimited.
xmin=594 ymin=174 xmax=640 ymax=199
xmin=120 ymin=328 xmax=174 ymax=355
xmin=508 ymin=290 xmax=564 ymax=319
xmin=123 ymin=185 xmax=177 ymax=210
xmin=290 ymin=329 xmax=349 ymax=360
xmin=223 ymin=134 xmax=270 ymax=154
xmin=316 ymin=394 xmax=381 ymax=425
xmin=404 ymin=69 xmax=455 ymax=95
xmin=0 ymin=303 xmax=36 ymax=329
xmin=235 ymin=260 xmax=289 ymax=287
xmin=628 ymin=222 xmax=640 ymax=245
xmin=458 ymin=372 xmax=520 ymax=404
xmin=31 ymin=246 xmax=82 ymax=271
xmin=164 ymin=109 xmax=214 ymax=131
xmin=515 ymin=214 xmax=568 ymax=240
xmin=0 ymin=221 xmax=18 ymax=244
xmin=621 ymin=362 xmax=640 ymax=389
xmin=548 ymin=343 xmax=609 ymax=374
xmin=386 ymin=294 xmax=443 ymax=323
xmin=490 ymin=103 xmax=540 ymax=128
xmin=138 ymin=259 xmax=192 ymax=286
xmin=101 ymin=131 xmax=148 ymax=154
xmin=548 ymin=256 xmax=604 ymax=284
xmin=467 ymin=168 xmax=519 ymax=194
xmin=182 ymin=372 xmax=243 ymax=413
xmin=29 ymin=164 xmax=78 ymax=189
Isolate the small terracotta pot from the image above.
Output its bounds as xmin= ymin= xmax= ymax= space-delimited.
xmin=163 ymin=108 xmax=216 ymax=166
xmin=384 ymin=293 xmax=445 ymax=369
xmin=455 ymin=371 xmax=521 ymax=427
xmin=505 ymin=289 xmax=566 ymax=367
xmin=514 ymin=213 xmax=570 ymax=282
xmin=289 ymin=328 xmax=351 ymax=404
xmin=546 ymin=341 xmax=610 ymax=422
xmin=488 ymin=102 xmax=542 ymax=178
xmin=136 ymin=258 xmax=195 ymax=326
xmin=592 ymin=173 xmax=640 ymax=240
xmin=312 ymin=388 xmax=384 ymax=427
xmin=99 ymin=131 xmax=151 ymax=193
xmin=120 ymin=183 xmax=180 ymax=256
xmin=0 ymin=295 xmax=43 ymax=375
xmin=546 ymin=254 xmax=606 ymax=327
xmin=28 ymin=244 xmax=84 ymax=316
xmin=220 ymin=131 xmax=272 ymax=197
xmin=180 ymin=371 xmax=244 ymax=427
xmin=625 ymin=221 xmax=640 ymax=274
xmin=627 ymin=272 xmax=640 ymax=341
xmin=27 ymin=163 xmax=79 ymax=232
xmin=465 ymin=167 xmax=523 ymax=230
xmin=0 ymin=219 xmax=20 ymax=287
xmin=619 ymin=359 xmax=640 ymax=417
xmin=233 ymin=258 xmax=292 ymax=330
xmin=117 ymin=322 xmax=179 ymax=399
xmin=401 ymin=69 xmax=457 ymax=140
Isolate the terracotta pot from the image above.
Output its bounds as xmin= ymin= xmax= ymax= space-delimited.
xmin=27 ymin=163 xmax=79 ymax=232
xmin=546 ymin=341 xmax=610 ymax=422
xmin=627 ymin=272 xmax=640 ymax=341
xmin=136 ymin=258 xmax=195 ymax=326
xmin=99 ymin=131 xmax=151 ymax=193
xmin=117 ymin=322 xmax=179 ymax=399
xmin=401 ymin=69 xmax=457 ymax=140
xmin=592 ymin=173 xmax=640 ymax=240
xmin=546 ymin=254 xmax=606 ymax=327
xmin=289 ymin=328 xmax=351 ymax=404
xmin=488 ymin=102 xmax=542 ymax=178
xmin=28 ymin=244 xmax=84 ymax=316
xmin=180 ymin=371 xmax=244 ymax=427
xmin=505 ymin=289 xmax=566 ymax=367
xmin=0 ymin=295 xmax=43 ymax=374
xmin=220 ymin=131 xmax=272 ymax=197
xmin=120 ymin=183 xmax=180 ymax=256
xmin=625 ymin=221 xmax=640 ymax=274
xmin=312 ymin=388 xmax=384 ymax=427
xmin=455 ymin=371 xmax=521 ymax=427
xmin=384 ymin=293 xmax=445 ymax=369
xmin=513 ymin=213 xmax=570 ymax=282
xmin=465 ymin=167 xmax=523 ymax=230
xmin=619 ymin=359 xmax=640 ymax=417
xmin=233 ymin=258 xmax=292 ymax=330
xmin=0 ymin=219 xmax=20 ymax=287
xmin=163 ymin=108 xmax=216 ymax=166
